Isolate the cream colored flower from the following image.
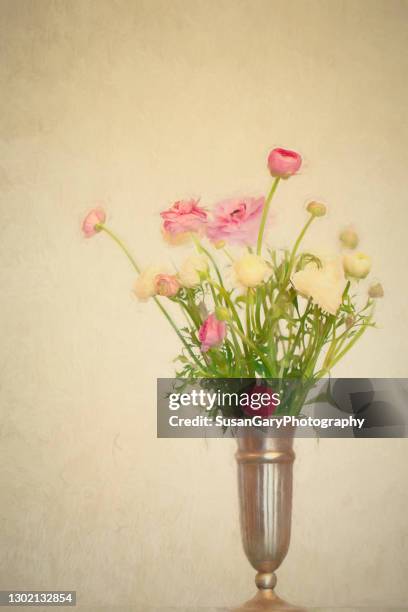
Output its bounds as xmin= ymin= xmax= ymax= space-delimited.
xmin=343 ymin=252 xmax=371 ymax=279
xmin=292 ymin=260 xmax=346 ymax=315
xmin=233 ymin=253 xmax=270 ymax=288
xmin=178 ymin=255 xmax=208 ymax=288
xmin=134 ymin=266 xmax=162 ymax=301
xmin=339 ymin=227 xmax=359 ymax=249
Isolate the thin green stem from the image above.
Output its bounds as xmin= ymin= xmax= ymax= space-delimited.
xmin=286 ymin=215 xmax=314 ymax=279
xmin=256 ymin=177 xmax=280 ymax=256
xmin=191 ymin=234 xmax=225 ymax=287
xmin=99 ymin=224 xmax=203 ymax=369
xmin=152 ymin=297 xmax=203 ymax=367
xmin=246 ymin=289 xmax=252 ymax=337
xmin=304 ymin=313 xmax=334 ymax=378
xmin=322 ymin=318 xmax=337 ymax=370
xmin=283 ymin=298 xmax=312 ymax=375
xmin=98 ymin=225 xmax=141 ymax=273
xmin=229 ymin=325 xmax=245 ymax=364
xmin=329 ymin=321 xmax=371 ymax=369
xmin=230 ymin=322 xmax=272 ymax=375
xmin=223 ymin=247 xmax=235 ymax=263
xmin=208 ymin=280 xmax=244 ymax=334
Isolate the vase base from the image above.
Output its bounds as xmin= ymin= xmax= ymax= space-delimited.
xmin=233 ymin=589 xmax=305 ymax=612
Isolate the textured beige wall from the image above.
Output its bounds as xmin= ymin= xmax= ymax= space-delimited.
xmin=1 ymin=0 xmax=408 ymax=607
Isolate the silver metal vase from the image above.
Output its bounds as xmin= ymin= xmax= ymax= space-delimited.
xmin=234 ymin=431 xmax=302 ymax=611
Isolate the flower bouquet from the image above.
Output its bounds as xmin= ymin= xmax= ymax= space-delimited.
xmin=82 ymin=147 xmax=383 ymax=610
xmin=83 ymin=147 xmax=382 ymax=415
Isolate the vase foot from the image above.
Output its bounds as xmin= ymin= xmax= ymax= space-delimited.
xmin=232 ymin=589 xmax=305 ymax=612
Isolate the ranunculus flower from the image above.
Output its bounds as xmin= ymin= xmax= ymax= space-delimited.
xmin=160 ymin=199 xmax=207 ymax=236
xmin=343 ymin=252 xmax=371 ymax=279
xmin=154 ymin=274 xmax=180 ymax=297
xmin=206 ymin=197 xmax=265 ymax=246
xmin=339 ymin=227 xmax=359 ymax=249
xmin=82 ymin=207 xmax=106 ymax=237
xmin=178 ymin=255 xmax=208 ymax=288
xmin=198 ymin=313 xmax=227 ymax=352
xmin=134 ymin=266 xmax=162 ymax=301
xmin=292 ymin=260 xmax=346 ymax=315
xmin=267 ymin=148 xmax=302 ymax=179
xmin=233 ymin=253 xmax=270 ymax=288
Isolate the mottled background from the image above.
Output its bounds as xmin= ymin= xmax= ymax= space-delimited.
xmin=1 ymin=0 xmax=407 ymax=607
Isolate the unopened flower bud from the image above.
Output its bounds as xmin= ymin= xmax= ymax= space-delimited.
xmin=267 ymin=148 xmax=302 ymax=179
xmin=198 ymin=314 xmax=227 ymax=352
xmin=215 ymin=306 xmax=231 ymax=321
xmin=339 ymin=227 xmax=359 ymax=249
xmin=368 ymin=282 xmax=384 ymax=298
xmin=82 ymin=207 xmax=106 ymax=237
xmin=306 ymin=201 xmax=327 ymax=217
xmin=213 ymin=239 xmax=226 ymax=249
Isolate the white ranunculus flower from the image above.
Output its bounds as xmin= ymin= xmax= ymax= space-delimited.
xmin=343 ymin=252 xmax=371 ymax=279
xmin=233 ymin=253 xmax=270 ymax=288
xmin=178 ymin=255 xmax=208 ymax=288
xmin=134 ymin=266 xmax=162 ymax=301
xmin=292 ymin=260 xmax=346 ymax=315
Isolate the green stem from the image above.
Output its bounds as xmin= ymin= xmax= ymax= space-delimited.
xmin=200 ymin=246 xmax=224 ymax=287
xmin=177 ymin=297 xmax=200 ymax=328
xmin=256 ymin=177 xmax=280 ymax=256
xmin=246 ymin=289 xmax=252 ymax=337
xmin=286 ymin=215 xmax=314 ymax=279
xmin=229 ymin=325 xmax=245 ymax=364
xmin=99 ymin=225 xmax=141 ymax=273
xmin=283 ymin=298 xmax=312 ymax=375
xmin=304 ymin=313 xmax=334 ymax=378
xmin=191 ymin=234 xmax=225 ymax=287
xmin=329 ymin=322 xmax=370 ymax=370
xmin=152 ymin=296 xmax=203 ymax=369
xmin=208 ymin=280 xmax=244 ymax=334
xmin=99 ymin=224 xmax=203 ymax=370
xmin=322 ymin=319 xmax=337 ymax=370
xmin=223 ymin=247 xmax=235 ymax=263
xmin=230 ymin=322 xmax=272 ymax=376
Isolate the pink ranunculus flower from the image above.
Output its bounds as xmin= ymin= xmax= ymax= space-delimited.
xmin=206 ymin=197 xmax=265 ymax=246
xmin=267 ymin=148 xmax=302 ymax=179
xmin=160 ymin=199 xmax=207 ymax=236
xmin=154 ymin=273 xmax=180 ymax=297
xmin=198 ymin=313 xmax=227 ymax=352
xmin=82 ymin=207 xmax=106 ymax=237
